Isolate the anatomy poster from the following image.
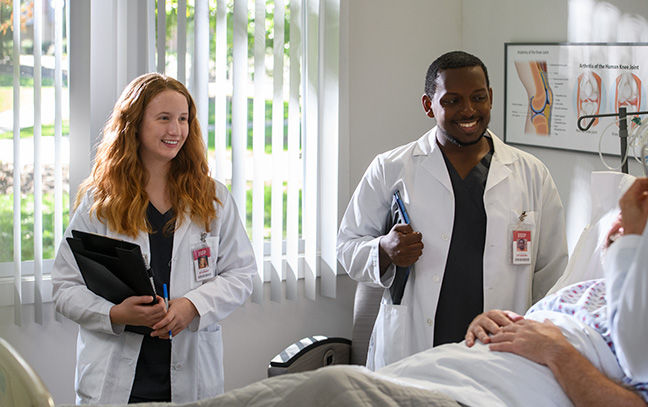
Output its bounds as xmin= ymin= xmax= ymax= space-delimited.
xmin=504 ymin=43 xmax=648 ymax=155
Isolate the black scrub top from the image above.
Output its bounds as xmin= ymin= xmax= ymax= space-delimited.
xmin=433 ymin=146 xmax=493 ymax=347
xmin=129 ymin=204 xmax=174 ymax=403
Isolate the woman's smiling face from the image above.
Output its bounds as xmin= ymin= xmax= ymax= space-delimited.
xmin=138 ymin=89 xmax=189 ymax=168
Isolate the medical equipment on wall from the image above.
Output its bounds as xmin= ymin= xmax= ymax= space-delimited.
xmin=578 ymin=107 xmax=648 ymax=175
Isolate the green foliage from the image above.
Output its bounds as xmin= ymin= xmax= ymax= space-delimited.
xmin=163 ymin=0 xmax=291 ymax=75
xmin=207 ymin=96 xmax=289 ymax=154
xmin=243 ymin=181 xmax=302 ymax=240
xmin=0 ymin=120 xmax=70 ymax=140
xmin=0 ymin=192 xmax=70 ymax=263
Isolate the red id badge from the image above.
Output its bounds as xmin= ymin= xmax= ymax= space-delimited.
xmin=192 ymin=234 xmax=215 ymax=281
xmin=512 ymin=230 xmax=531 ymax=264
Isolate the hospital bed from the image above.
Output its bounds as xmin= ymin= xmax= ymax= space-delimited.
xmin=1 ymin=171 xmax=636 ymax=407
xmin=0 ymin=337 xmax=54 ymax=407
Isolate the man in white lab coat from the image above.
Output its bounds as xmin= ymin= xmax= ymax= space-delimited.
xmin=337 ymin=50 xmax=568 ymax=370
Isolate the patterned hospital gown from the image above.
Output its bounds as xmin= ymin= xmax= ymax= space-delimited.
xmin=528 ymin=279 xmax=648 ymax=402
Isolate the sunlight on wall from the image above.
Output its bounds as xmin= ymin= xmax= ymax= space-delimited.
xmin=564 ymin=0 xmax=647 ymax=254
xmin=568 ymin=0 xmax=648 ymax=42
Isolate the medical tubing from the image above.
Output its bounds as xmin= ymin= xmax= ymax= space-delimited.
xmin=597 ymin=118 xmax=629 ymax=171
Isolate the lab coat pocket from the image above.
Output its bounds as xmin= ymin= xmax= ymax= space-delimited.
xmin=197 ymin=325 xmax=224 ymax=397
xmin=371 ymin=301 xmax=410 ymax=369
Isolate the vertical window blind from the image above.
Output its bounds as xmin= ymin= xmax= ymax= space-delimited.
xmin=3 ymin=0 xmax=339 ymax=321
xmin=1 ymin=0 xmax=70 ymax=324
xmin=151 ymin=0 xmax=340 ymax=303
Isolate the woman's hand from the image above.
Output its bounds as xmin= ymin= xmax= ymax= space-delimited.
xmin=109 ymin=295 xmax=167 ymax=327
xmin=151 ymin=297 xmax=199 ymax=339
xmin=465 ymin=309 xmax=524 ymax=347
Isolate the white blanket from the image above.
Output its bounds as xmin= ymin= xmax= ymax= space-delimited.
xmin=64 ymin=312 xmax=623 ymax=407
xmin=377 ymin=310 xmax=624 ymax=407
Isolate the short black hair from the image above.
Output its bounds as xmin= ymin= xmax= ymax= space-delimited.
xmin=424 ymin=51 xmax=490 ymax=98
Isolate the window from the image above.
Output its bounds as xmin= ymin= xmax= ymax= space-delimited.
xmin=4 ymin=0 xmax=339 ymax=317
xmin=153 ymin=0 xmax=340 ymax=303
xmin=0 ymin=0 xmax=69 ymax=321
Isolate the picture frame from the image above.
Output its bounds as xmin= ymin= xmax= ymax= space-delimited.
xmin=504 ymin=42 xmax=648 ymax=155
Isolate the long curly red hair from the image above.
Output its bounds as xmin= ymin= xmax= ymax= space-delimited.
xmin=76 ymin=73 xmax=219 ymax=237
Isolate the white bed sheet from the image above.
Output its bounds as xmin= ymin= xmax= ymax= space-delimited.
xmin=377 ymin=310 xmax=624 ymax=407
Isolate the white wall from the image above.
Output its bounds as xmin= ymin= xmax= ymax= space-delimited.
xmin=344 ymin=0 xmax=648 ymax=253
xmin=461 ymin=0 xmax=647 ymax=250
xmin=3 ymin=0 xmax=648 ymax=405
xmin=344 ymin=1 xmax=463 ymax=200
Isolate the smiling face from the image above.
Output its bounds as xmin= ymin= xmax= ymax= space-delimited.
xmin=422 ymin=66 xmax=493 ymax=147
xmin=138 ymin=89 xmax=189 ymax=168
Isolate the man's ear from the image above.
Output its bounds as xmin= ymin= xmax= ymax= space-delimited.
xmin=421 ymin=94 xmax=435 ymax=118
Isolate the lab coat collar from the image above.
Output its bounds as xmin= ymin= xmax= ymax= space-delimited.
xmin=412 ymin=127 xmax=435 ymax=156
xmin=489 ymin=132 xmax=517 ymax=165
xmin=414 ymin=127 xmax=452 ymax=192
xmin=413 ymin=126 xmax=518 ymax=192
xmin=485 ymin=132 xmax=516 ymax=191
xmin=412 ymin=127 xmax=511 ymax=160
xmin=173 ymin=210 xmax=192 ymax=254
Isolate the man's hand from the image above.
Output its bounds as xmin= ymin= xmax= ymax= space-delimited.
xmin=151 ymin=297 xmax=199 ymax=339
xmin=619 ymin=178 xmax=648 ymax=236
xmin=488 ymin=318 xmax=647 ymax=407
xmin=379 ymin=223 xmax=424 ymax=272
xmin=487 ymin=318 xmax=571 ymax=366
xmin=109 ymin=295 xmax=167 ymax=327
xmin=465 ymin=309 xmax=523 ymax=347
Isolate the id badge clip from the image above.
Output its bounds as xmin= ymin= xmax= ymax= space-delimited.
xmin=192 ymin=232 xmax=215 ymax=281
xmin=510 ymin=211 xmax=532 ymax=265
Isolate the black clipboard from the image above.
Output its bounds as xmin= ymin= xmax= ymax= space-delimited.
xmin=66 ymin=230 xmax=157 ymax=335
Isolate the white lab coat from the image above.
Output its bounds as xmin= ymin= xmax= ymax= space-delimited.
xmin=337 ymin=127 xmax=568 ymax=370
xmin=52 ymin=181 xmax=256 ymax=405
xmin=605 ymin=225 xmax=648 ymax=382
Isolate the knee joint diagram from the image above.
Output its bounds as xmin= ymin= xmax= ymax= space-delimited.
xmin=577 ymin=71 xmax=602 ymax=127
xmin=516 ymin=61 xmax=553 ymax=135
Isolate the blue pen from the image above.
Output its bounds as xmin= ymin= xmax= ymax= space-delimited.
xmin=162 ymin=283 xmax=172 ymax=341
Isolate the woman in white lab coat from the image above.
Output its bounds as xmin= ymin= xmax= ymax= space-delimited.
xmin=52 ymin=73 xmax=256 ymax=404
xmin=337 ymin=127 xmax=568 ymax=370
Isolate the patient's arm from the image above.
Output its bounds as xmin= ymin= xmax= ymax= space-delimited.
xmin=606 ymin=178 xmax=648 ymax=381
xmin=489 ymin=319 xmax=646 ymax=407
xmin=464 ymin=309 xmax=523 ymax=347
xmin=618 ymin=178 xmax=648 ymax=235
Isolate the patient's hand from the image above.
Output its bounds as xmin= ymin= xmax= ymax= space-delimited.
xmin=619 ymin=178 xmax=648 ymax=236
xmin=465 ymin=309 xmax=523 ymax=347
xmin=487 ymin=318 xmax=572 ymax=366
